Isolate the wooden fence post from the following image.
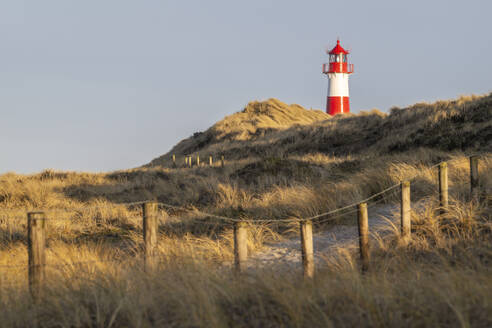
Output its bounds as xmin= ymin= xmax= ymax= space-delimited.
xmin=470 ymin=156 xmax=479 ymax=200
xmin=189 ymin=156 xmax=192 ymax=168
xmin=401 ymin=181 xmax=411 ymax=243
xmin=221 ymin=155 xmax=225 ymax=168
xmin=209 ymin=155 xmax=213 ymax=166
xmin=172 ymin=154 xmax=176 ymax=168
xmin=197 ymin=155 xmax=200 ymax=167
xmin=185 ymin=156 xmax=188 ymax=167
xmin=438 ymin=162 xmax=448 ymax=214
xmin=28 ymin=212 xmax=46 ymax=301
xmin=234 ymin=221 xmax=248 ymax=274
xmin=143 ymin=202 xmax=158 ymax=272
xmin=357 ymin=203 xmax=369 ymax=272
xmin=300 ymin=220 xmax=314 ymax=279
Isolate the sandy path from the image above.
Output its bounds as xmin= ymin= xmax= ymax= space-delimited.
xmin=247 ymin=204 xmax=400 ymax=268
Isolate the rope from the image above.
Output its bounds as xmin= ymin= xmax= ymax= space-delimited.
xmin=156 ymin=203 xmax=298 ymax=223
xmin=312 ymin=188 xmax=399 ymax=225
xmin=304 ymin=184 xmax=401 ymax=221
xmin=0 ymin=188 xmax=397 ymax=227
xmin=315 ymin=207 xmax=361 ymax=224
xmin=156 ymin=179 xmax=401 ymax=225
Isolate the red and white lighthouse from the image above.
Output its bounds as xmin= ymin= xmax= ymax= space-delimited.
xmin=322 ymin=39 xmax=354 ymax=115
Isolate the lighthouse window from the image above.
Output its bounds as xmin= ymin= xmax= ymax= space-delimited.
xmin=342 ymin=55 xmax=347 ymax=62
xmin=335 ymin=55 xmax=341 ymax=62
xmin=330 ymin=54 xmax=335 ymax=62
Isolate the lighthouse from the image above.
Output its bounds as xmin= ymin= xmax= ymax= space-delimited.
xmin=322 ymin=39 xmax=354 ymax=115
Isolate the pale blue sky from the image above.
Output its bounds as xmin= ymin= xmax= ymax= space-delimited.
xmin=1 ymin=0 xmax=491 ymax=173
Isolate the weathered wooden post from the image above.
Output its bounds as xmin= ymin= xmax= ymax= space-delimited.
xmin=300 ymin=220 xmax=314 ymax=279
xmin=185 ymin=156 xmax=188 ymax=167
xmin=438 ymin=162 xmax=448 ymax=214
xmin=143 ymin=202 xmax=158 ymax=272
xmin=401 ymin=181 xmax=411 ymax=243
xmin=234 ymin=221 xmax=248 ymax=274
xmin=470 ymin=156 xmax=479 ymax=200
xmin=197 ymin=155 xmax=200 ymax=166
xmin=209 ymin=155 xmax=213 ymax=166
xmin=172 ymin=154 xmax=176 ymax=168
xmin=28 ymin=212 xmax=46 ymax=301
xmin=188 ymin=156 xmax=192 ymax=168
xmin=357 ymin=203 xmax=369 ymax=272
xmin=221 ymin=155 xmax=225 ymax=168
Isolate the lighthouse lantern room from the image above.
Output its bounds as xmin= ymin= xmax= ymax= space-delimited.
xmin=322 ymin=39 xmax=354 ymax=115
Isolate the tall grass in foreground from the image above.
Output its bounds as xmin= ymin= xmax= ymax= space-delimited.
xmin=0 ymin=154 xmax=489 ymax=327
xmin=0 ymin=199 xmax=490 ymax=327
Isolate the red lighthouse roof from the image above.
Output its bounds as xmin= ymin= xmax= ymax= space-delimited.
xmin=328 ymin=39 xmax=349 ymax=55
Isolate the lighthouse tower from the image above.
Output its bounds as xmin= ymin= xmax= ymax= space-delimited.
xmin=322 ymin=39 xmax=354 ymax=115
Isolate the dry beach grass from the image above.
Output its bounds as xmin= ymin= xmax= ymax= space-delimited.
xmin=0 ymin=93 xmax=491 ymax=327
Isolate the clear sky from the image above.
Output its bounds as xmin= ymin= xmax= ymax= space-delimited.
xmin=1 ymin=0 xmax=491 ymax=173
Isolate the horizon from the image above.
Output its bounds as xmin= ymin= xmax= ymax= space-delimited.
xmin=2 ymin=0 xmax=491 ymax=174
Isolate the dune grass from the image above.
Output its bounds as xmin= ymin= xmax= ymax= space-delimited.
xmin=0 ymin=93 xmax=490 ymax=326
xmin=0 ymin=197 xmax=490 ymax=327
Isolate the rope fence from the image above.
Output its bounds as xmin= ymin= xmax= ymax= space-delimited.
xmin=0 ymin=153 xmax=489 ymax=299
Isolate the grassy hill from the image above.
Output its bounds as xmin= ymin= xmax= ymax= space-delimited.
xmin=148 ymin=98 xmax=330 ymax=165
xmin=149 ymin=93 xmax=491 ymax=165
xmin=0 ymin=93 xmax=490 ymax=327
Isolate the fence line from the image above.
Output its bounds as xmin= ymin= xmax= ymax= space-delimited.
xmin=167 ymin=152 xmax=489 ymax=170
xmin=0 ymin=154 xmax=488 ymax=297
